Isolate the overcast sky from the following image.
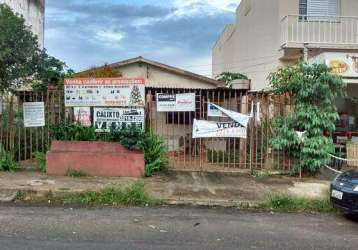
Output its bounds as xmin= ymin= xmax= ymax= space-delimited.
xmin=45 ymin=0 xmax=239 ymax=77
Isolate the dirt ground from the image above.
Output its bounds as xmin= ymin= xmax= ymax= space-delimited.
xmin=0 ymin=169 xmax=330 ymax=206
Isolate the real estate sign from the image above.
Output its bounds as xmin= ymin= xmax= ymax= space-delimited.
xmin=192 ymin=119 xmax=247 ymax=138
xmin=64 ymin=78 xmax=145 ymax=107
xmin=207 ymin=102 xmax=227 ymax=117
xmin=23 ymin=102 xmax=45 ymax=128
xmin=156 ymin=93 xmax=196 ymax=112
xmin=94 ymin=108 xmax=145 ymax=132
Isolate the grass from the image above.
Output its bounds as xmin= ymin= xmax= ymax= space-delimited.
xmin=62 ymin=182 xmax=161 ymax=206
xmin=257 ymin=194 xmax=335 ymax=213
xmin=66 ymin=169 xmax=89 ymax=178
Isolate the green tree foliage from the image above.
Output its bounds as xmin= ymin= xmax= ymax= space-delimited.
xmin=216 ymin=72 xmax=248 ymax=88
xmin=0 ymin=4 xmax=72 ymax=93
xmin=269 ymin=62 xmax=345 ymax=174
xmin=0 ymin=4 xmax=40 ymax=93
xmin=32 ymin=51 xmax=74 ymax=92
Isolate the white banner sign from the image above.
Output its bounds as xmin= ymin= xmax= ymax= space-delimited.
xmin=193 ymin=103 xmax=255 ymax=138
xmin=208 ymin=102 xmax=227 ymax=117
xmin=193 ymin=119 xmax=247 ymax=138
xmin=157 ymin=93 xmax=195 ymax=112
xmin=64 ymin=78 xmax=145 ymax=107
xmin=23 ymin=102 xmax=45 ymax=128
xmin=74 ymin=107 xmax=91 ymax=127
xmin=94 ymin=108 xmax=144 ymax=132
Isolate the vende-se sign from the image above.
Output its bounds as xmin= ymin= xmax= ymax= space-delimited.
xmin=64 ymin=78 xmax=145 ymax=107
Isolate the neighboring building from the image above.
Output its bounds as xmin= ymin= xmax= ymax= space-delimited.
xmin=213 ymin=0 xmax=358 ymax=91
xmin=0 ymin=0 xmax=45 ymax=48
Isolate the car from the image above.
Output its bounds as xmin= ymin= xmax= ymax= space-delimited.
xmin=330 ymin=169 xmax=358 ymax=214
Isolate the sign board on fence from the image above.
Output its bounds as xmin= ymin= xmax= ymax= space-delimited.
xmin=207 ymin=102 xmax=227 ymax=117
xmin=23 ymin=102 xmax=45 ymax=128
xmin=156 ymin=93 xmax=195 ymax=112
xmin=94 ymin=108 xmax=145 ymax=132
xmin=192 ymin=119 xmax=247 ymax=138
xmin=64 ymin=78 xmax=145 ymax=107
xmin=74 ymin=107 xmax=91 ymax=127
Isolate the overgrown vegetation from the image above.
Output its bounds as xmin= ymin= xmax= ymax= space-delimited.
xmin=66 ymin=169 xmax=89 ymax=178
xmin=50 ymin=123 xmax=97 ymax=141
xmin=62 ymin=182 xmax=160 ymax=206
xmin=0 ymin=145 xmax=18 ymax=171
xmin=269 ymin=62 xmax=345 ymax=174
xmin=49 ymin=124 xmax=168 ymax=177
xmin=257 ymin=194 xmax=334 ymax=213
xmin=74 ymin=64 xmax=122 ymax=78
xmin=33 ymin=151 xmax=46 ymax=172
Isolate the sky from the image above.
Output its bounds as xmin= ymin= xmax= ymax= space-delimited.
xmin=45 ymin=0 xmax=239 ymax=77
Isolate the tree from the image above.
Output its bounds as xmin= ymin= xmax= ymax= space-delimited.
xmin=0 ymin=4 xmax=41 ymax=93
xmin=75 ymin=64 xmax=122 ymax=78
xmin=0 ymin=4 xmax=72 ymax=93
xmin=269 ymin=62 xmax=345 ymax=174
xmin=216 ymin=72 xmax=248 ymax=88
xmin=32 ymin=51 xmax=74 ymax=91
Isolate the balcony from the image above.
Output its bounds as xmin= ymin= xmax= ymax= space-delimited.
xmin=281 ymin=15 xmax=358 ymax=50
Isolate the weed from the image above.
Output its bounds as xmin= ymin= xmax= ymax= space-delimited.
xmin=33 ymin=151 xmax=46 ymax=172
xmin=0 ymin=145 xmax=18 ymax=171
xmin=15 ymin=191 xmax=26 ymax=201
xmin=257 ymin=194 xmax=334 ymax=213
xmin=63 ymin=181 xmax=161 ymax=206
xmin=66 ymin=169 xmax=89 ymax=178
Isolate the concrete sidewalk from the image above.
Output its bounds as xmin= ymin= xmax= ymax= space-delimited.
xmin=0 ymin=170 xmax=330 ymax=206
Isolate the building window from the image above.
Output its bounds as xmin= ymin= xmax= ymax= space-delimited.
xmin=299 ymin=0 xmax=339 ymax=20
xmin=299 ymin=0 xmax=308 ymax=16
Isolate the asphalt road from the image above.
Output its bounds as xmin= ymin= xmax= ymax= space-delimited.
xmin=0 ymin=205 xmax=357 ymax=250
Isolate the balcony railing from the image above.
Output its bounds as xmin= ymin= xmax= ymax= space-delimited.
xmin=281 ymin=15 xmax=358 ymax=48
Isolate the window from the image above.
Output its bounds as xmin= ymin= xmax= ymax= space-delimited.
xmin=299 ymin=0 xmax=308 ymax=16
xmin=299 ymin=0 xmax=339 ymax=19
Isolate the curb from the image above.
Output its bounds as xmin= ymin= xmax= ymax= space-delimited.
xmin=0 ymin=188 xmax=260 ymax=209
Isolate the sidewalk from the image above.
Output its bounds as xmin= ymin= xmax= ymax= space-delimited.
xmin=0 ymin=170 xmax=330 ymax=207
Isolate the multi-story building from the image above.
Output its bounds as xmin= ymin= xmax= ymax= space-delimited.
xmin=0 ymin=0 xmax=45 ymax=48
xmin=213 ymin=0 xmax=358 ymax=91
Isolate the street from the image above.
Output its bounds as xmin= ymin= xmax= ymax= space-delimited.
xmin=0 ymin=205 xmax=357 ymax=250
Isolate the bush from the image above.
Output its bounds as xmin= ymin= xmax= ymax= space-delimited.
xmin=0 ymin=145 xmax=18 ymax=171
xmin=50 ymin=123 xmax=97 ymax=141
xmin=141 ymin=132 xmax=168 ymax=177
xmin=269 ymin=62 xmax=345 ymax=174
xmin=33 ymin=151 xmax=46 ymax=172
xmin=50 ymin=123 xmax=168 ymax=177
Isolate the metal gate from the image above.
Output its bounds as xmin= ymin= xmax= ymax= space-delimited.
xmin=146 ymin=88 xmax=292 ymax=172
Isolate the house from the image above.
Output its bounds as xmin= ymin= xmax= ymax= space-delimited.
xmin=75 ymin=57 xmax=251 ymax=169
xmin=0 ymin=0 xmax=45 ymax=48
xmin=105 ymin=56 xmax=249 ymax=90
xmin=213 ymin=0 xmax=358 ymax=91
